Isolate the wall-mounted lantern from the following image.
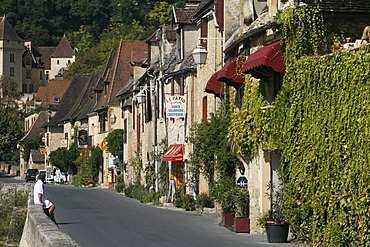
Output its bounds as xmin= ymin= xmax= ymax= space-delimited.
xmin=192 ymin=46 xmax=208 ymax=64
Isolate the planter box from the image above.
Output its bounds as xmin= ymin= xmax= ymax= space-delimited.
xmin=234 ymin=217 xmax=250 ymax=233
xmin=222 ymin=213 xmax=235 ymax=227
xmin=266 ymin=223 xmax=289 ymax=243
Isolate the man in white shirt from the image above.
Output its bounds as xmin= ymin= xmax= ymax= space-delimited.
xmin=33 ymin=172 xmax=57 ymax=224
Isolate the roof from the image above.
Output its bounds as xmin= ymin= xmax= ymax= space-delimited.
xmin=95 ymin=40 xmax=147 ymax=111
xmin=19 ymin=111 xmax=48 ymax=142
xmin=193 ymin=0 xmax=213 ymax=19
xmin=47 ymin=74 xmax=91 ymax=127
xmin=30 ymin=149 xmax=45 ymax=164
xmin=41 ymin=79 xmax=72 ymax=107
xmin=0 ymin=16 xmax=23 ymax=42
xmin=35 ymin=86 xmax=47 ymax=103
xmin=313 ymin=0 xmax=370 ymax=13
xmin=173 ymin=5 xmax=199 ymax=24
xmin=63 ymin=70 xmax=102 ymax=122
xmin=34 ymin=47 xmax=56 ymax=70
xmin=51 ymin=36 xmax=75 ymax=58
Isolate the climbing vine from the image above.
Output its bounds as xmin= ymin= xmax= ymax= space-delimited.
xmin=275 ymin=5 xmax=327 ymax=66
xmin=227 ymin=4 xmax=370 ymax=245
xmin=228 ymin=75 xmax=268 ymax=157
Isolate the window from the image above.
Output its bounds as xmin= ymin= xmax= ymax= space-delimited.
xmin=46 ymin=71 xmax=49 ymax=80
xmin=202 ymin=96 xmax=208 ymax=121
xmin=22 ymin=84 xmax=27 ymax=93
xmin=99 ymin=113 xmax=106 ymax=133
xmin=40 ymin=71 xmax=43 ymax=80
xmin=10 ymin=67 xmax=14 ymax=76
xmin=29 ymin=84 xmax=33 ymax=93
xmin=53 ymin=97 xmax=60 ymax=103
xmin=10 ymin=53 xmax=14 ymax=63
xmin=26 ymin=70 xmax=31 ymax=79
xmin=57 ymin=60 xmax=60 ymax=65
xmin=201 ymin=17 xmax=208 ymax=49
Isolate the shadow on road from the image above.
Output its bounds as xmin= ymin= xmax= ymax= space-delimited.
xmin=57 ymin=222 xmax=83 ymax=225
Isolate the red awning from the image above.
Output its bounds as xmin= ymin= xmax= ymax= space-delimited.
xmin=216 ymin=54 xmax=246 ymax=87
xmin=242 ymin=41 xmax=285 ymax=79
xmin=162 ymin=144 xmax=184 ymax=162
xmin=205 ymin=71 xmax=224 ymax=96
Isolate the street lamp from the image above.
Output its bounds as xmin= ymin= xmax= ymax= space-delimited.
xmin=192 ymin=45 xmax=208 ymax=65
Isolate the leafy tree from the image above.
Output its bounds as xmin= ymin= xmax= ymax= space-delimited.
xmin=0 ymin=77 xmax=23 ymax=161
xmin=73 ymin=150 xmax=94 ymax=186
xmin=22 ymin=137 xmax=42 ymax=163
xmin=49 ymin=146 xmax=79 ymax=181
xmin=104 ymin=129 xmax=123 ymax=162
xmin=148 ymin=1 xmax=174 ymax=27
xmin=64 ymin=44 xmax=106 ymax=79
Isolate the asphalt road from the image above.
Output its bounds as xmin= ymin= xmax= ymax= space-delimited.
xmin=43 ymin=184 xmax=300 ymax=247
xmin=0 ymin=173 xmax=302 ymax=247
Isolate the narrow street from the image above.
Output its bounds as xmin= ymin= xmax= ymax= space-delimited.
xmin=45 ymin=184 xmax=296 ymax=247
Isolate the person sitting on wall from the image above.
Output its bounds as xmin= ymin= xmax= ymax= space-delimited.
xmin=33 ymin=172 xmax=57 ymax=225
xmin=236 ymin=163 xmax=248 ymax=188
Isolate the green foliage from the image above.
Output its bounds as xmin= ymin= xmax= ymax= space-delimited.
xmin=275 ymin=5 xmax=327 ymax=66
xmin=211 ymin=177 xmax=237 ymax=214
xmin=49 ymin=146 xmax=79 ymax=174
xmin=235 ymin=187 xmax=249 ymax=218
xmin=21 ymin=137 xmax=42 ymax=163
xmin=158 ymin=160 xmax=169 ymax=196
xmin=124 ymin=184 xmax=146 ymax=202
xmin=142 ymin=191 xmax=160 ymax=205
xmin=228 ymin=75 xmax=269 ymax=157
xmin=104 ymin=129 xmax=123 ymax=162
xmin=73 ymin=150 xmax=95 ymax=186
xmin=0 ymin=186 xmax=29 ymax=245
xmin=181 ymin=194 xmax=196 ymax=211
xmin=148 ymin=1 xmax=174 ymax=27
xmin=115 ymin=174 xmax=125 ymax=193
xmin=130 ymin=149 xmax=142 ymax=184
xmin=196 ymin=192 xmax=214 ymax=209
xmin=189 ymin=105 xmax=239 ymax=191
xmin=269 ymin=46 xmax=370 ymax=245
xmin=0 ymin=77 xmax=23 ymax=161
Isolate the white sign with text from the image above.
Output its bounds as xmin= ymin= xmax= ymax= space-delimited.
xmin=165 ymin=95 xmax=186 ymax=118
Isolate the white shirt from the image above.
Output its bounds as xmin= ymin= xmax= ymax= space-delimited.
xmin=33 ymin=179 xmax=44 ymax=205
xmin=33 ymin=179 xmax=53 ymax=208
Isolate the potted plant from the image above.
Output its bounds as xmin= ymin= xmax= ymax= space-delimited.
xmin=234 ymin=187 xmax=250 ymax=233
xmin=212 ymin=177 xmax=236 ymax=227
xmin=257 ymin=182 xmax=289 ymax=243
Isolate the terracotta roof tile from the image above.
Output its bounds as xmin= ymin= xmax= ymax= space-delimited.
xmin=47 ymin=74 xmax=91 ymax=127
xmin=95 ymin=40 xmax=147 ymax=111
xmin=35 ymin=86 xmax=47 ymax=102
xmin=41 ymin=79 xmax=72 ymax=107
xmin=0 ymin=16 xmax=23 ymax=41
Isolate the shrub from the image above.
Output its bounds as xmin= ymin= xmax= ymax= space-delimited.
xmin=142 ymin=191 xmax=160 ymax=205
xmin=115 ymin=174 xmax=125 ymax=193
xmin=181 ymin=194 xmax=196 ymax=211
xmin=196 ymin=192 xmax=214 ymax=209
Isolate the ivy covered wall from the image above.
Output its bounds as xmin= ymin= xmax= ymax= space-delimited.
xmin=228 ymin=4 xmax=370 ymax=245
xmin=271 ymin=47 xmax=370 ymax=246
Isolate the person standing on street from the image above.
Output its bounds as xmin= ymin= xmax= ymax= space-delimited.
xmin=33 ymin=172 xmax=57 ymax=225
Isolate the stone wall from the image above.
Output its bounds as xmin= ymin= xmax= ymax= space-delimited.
xmin=20 ymin=199 xmax=79 ymax=247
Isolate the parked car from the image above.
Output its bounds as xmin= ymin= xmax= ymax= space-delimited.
xmin=25 ymin=169 xmax=39 ymax=182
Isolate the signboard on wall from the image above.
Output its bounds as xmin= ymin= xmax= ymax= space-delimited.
xmin=165 ymin=95 xmax=186 ymax=118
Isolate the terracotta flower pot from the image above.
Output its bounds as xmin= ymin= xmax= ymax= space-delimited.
xmin=222 ymin=213 xmax=235 ymax=227
xmin=234 ymin=217 xmax=250 ymax=233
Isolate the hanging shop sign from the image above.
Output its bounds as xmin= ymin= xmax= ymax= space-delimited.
xmin=165 ymin=95 xmax=186 ymax=118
